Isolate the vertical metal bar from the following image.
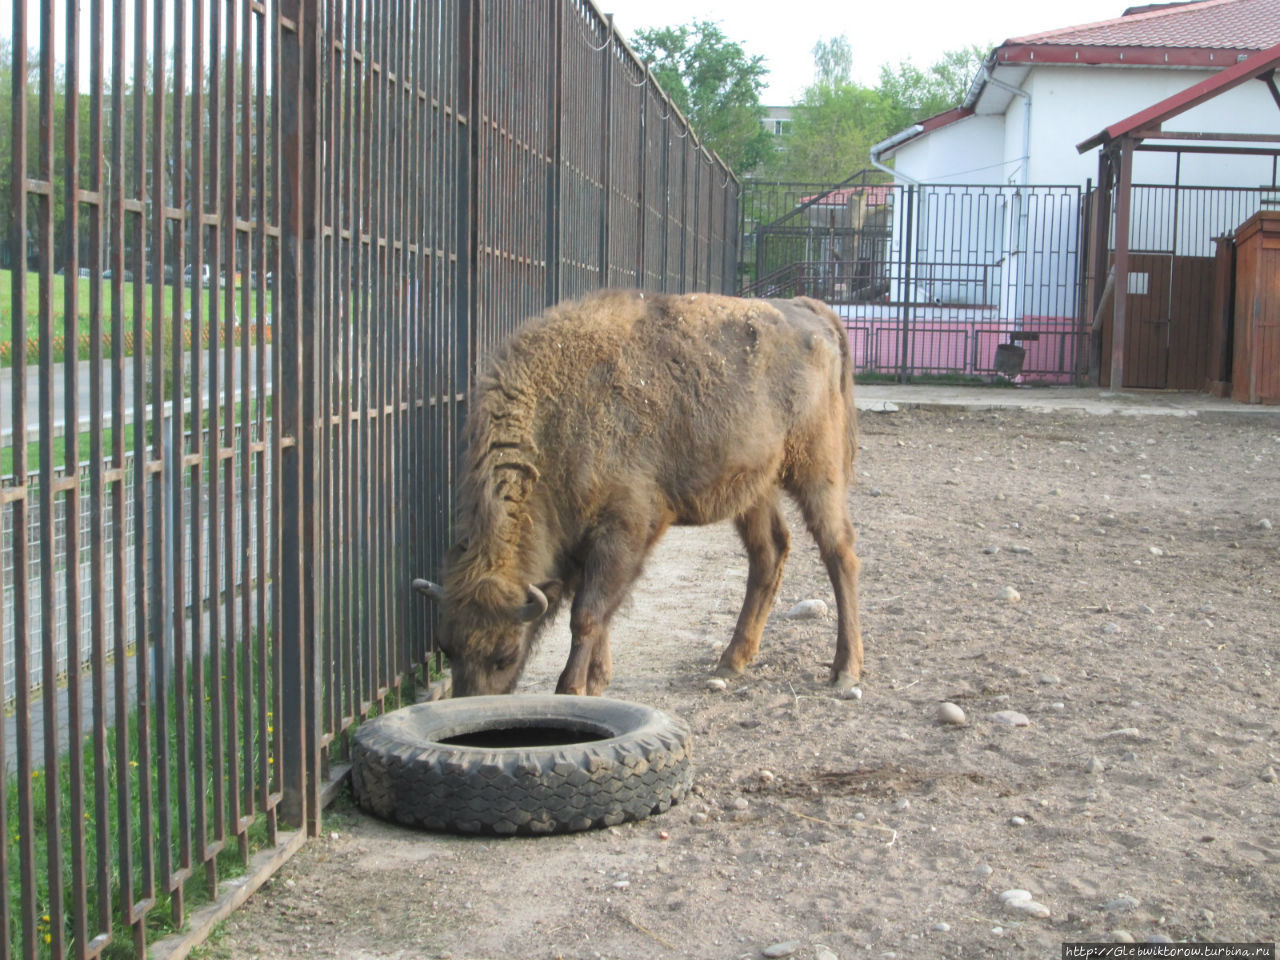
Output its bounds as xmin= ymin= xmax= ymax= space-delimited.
xmin=598 ymin=15 xmax=612 ymax=285
xmin=207 ymin=0 xmax=229 ymax=883
xmin=83 ymin=0 xmax=112 ymax=947
xmin=279 ymin=0 xmax=322 ymax=833
xmin=35 ymin=0 xmax=67 ymax=952
xmin=899 ymin=184 xmax=915 ymax=382
xmin=61 ymin=0 xmax=94 ymax=948
xmin=267 ymin=0 xmax=285 ymax=836
xmin=189 ymin=0 xmax=212 ymax=894
xmin=169 ymin=0 xmax=193 ymax=928
xmin=237 ymin=0 xmax=254 ymax=833
xmin=8 ymin=0 xmax=39 ymax=953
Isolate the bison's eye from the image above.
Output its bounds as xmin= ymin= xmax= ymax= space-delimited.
xmin=491 ymin=652 xmax=517 ymax=671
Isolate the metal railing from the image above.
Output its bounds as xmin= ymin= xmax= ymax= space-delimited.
xmin=0 ymin=1 xmax=739 ymax=957
xmin=740 ymin=178 xmax=1086 ymax=381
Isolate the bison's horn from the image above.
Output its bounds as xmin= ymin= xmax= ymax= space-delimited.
xmin=413 ymin=578 xmax=447 ymax=601
xmin=515 ymin=583 xmax=550 ymax=623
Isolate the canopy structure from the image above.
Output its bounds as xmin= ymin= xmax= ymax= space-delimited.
xmin=1077 ymin=42 xmax=1280 ymax=390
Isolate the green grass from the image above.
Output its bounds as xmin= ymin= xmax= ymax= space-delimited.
xmin=6 ymin=638 xmax=279 ymax=959
xmin=0 ymin=268 xmax=274 ymax=365
xmin=6 ymin=642 xmax=438 ymax=959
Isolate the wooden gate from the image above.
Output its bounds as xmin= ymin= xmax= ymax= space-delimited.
xmin=1101 ymin=253 xmax=1215 ymax=389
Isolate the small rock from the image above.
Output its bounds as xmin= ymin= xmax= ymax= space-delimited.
xmin=1257 ymin=518 xmax=1273 ymax=530
xmin=1148 ymin=546 xmax=1164 ymax=557
xmin=1009 ymin=545 xmax=1032 ymax=555
xmin=895 ymin=799 xmax=910 ymax=811
xmin=1102 ymin=622 xmax=1121 ymax=634
xmin=937 ymin=702 xmax=967 ymax=725
xmin=816 ymin=950 xmax=838 ymax=960
xmin=1122 ymin=751 xmax=1138 ymax=762
xmin=1111 ymin=930 xmax=1136 ymax=943
xmin=762 ymin=941 xmax=800 ymax=959
xmin=706 ymin=677 xmax=728 ymax=691
xmin=1138 ymin=603 xmax=1156 ymax=615
xmin=689 ymin=812 xmax=708 ymax=825
xmin=1146 ymin=935 xmax=1174 ymax=944
xmin=932 ymin=922 xmax=951 ymax=933
xmin=785 ymin=599 xmax=828 ymax=620
xmin=1037 ymin=673 xmax=1060 ymax=685
xmin=759 ymin=769 xmax=776 ymax=783
xmin=990 ymin=710 xmax=1030 ymax=727
xmin=1006 ymin=900 xmax=1051 ymax=919
xmin=1105 ymin=895 xmax=1140 ymax=913
xmin=730 ymin=797 xmax=749 ymax=811
xmin=869 ymin=487 xmax=883 ymax=497
xmin=838 ymin=686 xmax=863 ymax=701
xmin=612 ymin=880 xmax=630 ymax=889
xmin=1103 ymin=727 xmax=1141 ymax=739
xmin=975 ymin=863 xmax=993 ymax=878
xmin=999 ymin=889 xmax=1033 ymax=903
xmin=1085 ymin=756 xmax=1106 ymax=774
xmin=998 ymin=586 xmax=1021 ymax=603
xmin=1009 ymin=816 xmax=1027 ymax=827
xmin=983 ymin=545 xmax=1000 ymax=555
xmin=1261 ymin=767 xmax=1277 ymax=783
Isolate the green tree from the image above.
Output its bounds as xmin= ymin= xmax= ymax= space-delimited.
xmin=877 ymin=45 xmax=987 ymax=130
xmin=766 ymin=40 xmax=988 ymax=183
xmin=811 ymin=35 xmax=853 ymax=89
xmin=630 ymin=20 xmax=772 ymax=176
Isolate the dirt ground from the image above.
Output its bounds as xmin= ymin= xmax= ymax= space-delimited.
xmin=211 ymin=404 xmax=1280 ymax=960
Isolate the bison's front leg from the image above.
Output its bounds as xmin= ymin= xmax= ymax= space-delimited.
xmin=557 ymin=603 xmax=613 ymax=696
xmin=557 ymin=513 xmax=664 ymax=695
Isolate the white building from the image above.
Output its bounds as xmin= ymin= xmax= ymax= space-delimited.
xmin=872 ymin=0 xmax=1280 ymax=191
xmin=854 ymin=0 xmax=1280 ymax=383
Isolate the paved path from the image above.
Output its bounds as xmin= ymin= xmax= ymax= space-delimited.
xmin=854 ymin=383 xmax=1280 ymax=419
xmin=0 ymin=347 xmax=274 ymax=442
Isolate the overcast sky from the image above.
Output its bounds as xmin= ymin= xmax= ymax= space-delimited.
xmin=603 ymin=0 xmax=1138 ymax=103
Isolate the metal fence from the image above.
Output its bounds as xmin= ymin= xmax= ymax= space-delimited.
xmin=1 ymin=1 xmax=738 ymax=956
xmin=740 ymin=176 xmax=1086 ymax=381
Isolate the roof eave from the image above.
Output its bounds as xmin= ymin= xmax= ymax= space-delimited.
xmin=996 ymin=44 xmax=1258 ymax=68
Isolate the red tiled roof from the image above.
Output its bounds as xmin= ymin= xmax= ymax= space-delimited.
xmin=1009 ymin=0 xmax=1277 ymax=49
xmin=995 ymin=0 xmax=1278 ymax=67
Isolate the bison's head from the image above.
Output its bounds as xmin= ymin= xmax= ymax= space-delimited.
xmin=414 ymin=576 xmax=557 ymax=696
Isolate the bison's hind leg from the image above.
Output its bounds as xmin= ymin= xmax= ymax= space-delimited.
xmin=715 ymin=492 xmax=791 ymax=678
xmin=790 ymin=477 xmax=863 ymax=692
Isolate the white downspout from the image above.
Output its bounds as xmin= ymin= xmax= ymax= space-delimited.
xmin=983 ymin=66 xmax=1031 ymax=327
xmin=869 ymin=125 xmax=924 ymax=186
xmin=868 ymin=127 xmax=925 ymax=311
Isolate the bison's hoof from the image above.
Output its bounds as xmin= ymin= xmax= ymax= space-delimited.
xmin=831 ymin=670 xmax=861 ymax=694
xmin=713 ymin=662 xmax=744 ymax=679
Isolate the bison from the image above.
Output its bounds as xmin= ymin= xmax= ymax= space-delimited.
xmin=415 ymin=289 xmax=863 ymax=697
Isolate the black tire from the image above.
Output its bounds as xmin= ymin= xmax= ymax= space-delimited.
xmin=351 ymin=695 xmax=693 ymax=835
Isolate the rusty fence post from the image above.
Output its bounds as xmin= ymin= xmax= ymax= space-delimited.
xmin=280 ymin=0 xmax=323 ymax=835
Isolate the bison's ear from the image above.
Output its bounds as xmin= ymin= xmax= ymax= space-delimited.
xmin=413 ymin=578 xmax=447 ymax=602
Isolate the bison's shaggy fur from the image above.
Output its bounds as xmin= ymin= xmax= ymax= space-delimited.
xmin=426 ymin=289 xmax=862 ymax=696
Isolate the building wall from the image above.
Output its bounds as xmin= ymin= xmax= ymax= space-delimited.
xmin=891 ymin=64 xmax=1279 ymax=191
xmin=891 ymin=114 xmax=1006 ymax=184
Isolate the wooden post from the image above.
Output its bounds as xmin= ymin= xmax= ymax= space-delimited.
xmin=1109 ymin=139 xmax=1134 ymax=391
